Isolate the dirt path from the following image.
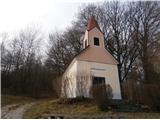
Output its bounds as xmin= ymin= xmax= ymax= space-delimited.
xmin=1 ymin=103 xmax=34 ymax=119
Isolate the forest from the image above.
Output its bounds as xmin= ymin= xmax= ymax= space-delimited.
xmin=1 ymin=1 xmax=160 ymax=109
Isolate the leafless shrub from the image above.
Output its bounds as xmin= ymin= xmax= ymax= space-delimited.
xmin=61 ymin=71 xmax=91 ymax=98
xmin=61 ymin=76 xmax=75 ymax=98
xmin=76 ymin=72 xmax=91 ymax=97
xmin=122 ymin=81 xmax=160 ymax=111
xmin=57 ymin=97 xmax=93 ymax=105
xmin=90 ymin=84 xmax=113 ymax=111
xmin=52 ymin=76 xmax=62 ymax=97
xmin=143 ymin=84 xmax=160 ymax=111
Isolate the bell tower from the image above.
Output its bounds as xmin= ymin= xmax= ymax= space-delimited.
xmin=83 ymin=16 xmax=104 ymax=49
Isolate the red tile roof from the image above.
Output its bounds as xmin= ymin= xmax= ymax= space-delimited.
xmin=87 ymin=16 xmax=102 ymax=32
xmin=77 ymin=46 xmax=118 ymax=65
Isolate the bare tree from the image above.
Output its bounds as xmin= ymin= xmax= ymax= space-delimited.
xmin=1 ymin=27 xmax=54 ymax=97
xmin=1 ymin=33 xmax=14 ymax=90
xmin=46 ymin=27 xmax=83 ymax=75
xmin=130 ymin=1 xmax=160 ymax=83
xmin=74 ymin=2 xmax=140 ymax=82
xmin=100 ymin=1 xmax=139 ymax=82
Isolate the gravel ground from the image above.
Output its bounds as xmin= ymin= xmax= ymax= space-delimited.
xmin=1 ymin=103 xmax=34 ymax=119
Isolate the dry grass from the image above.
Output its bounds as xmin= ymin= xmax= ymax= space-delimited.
xmin=1 ymin=94 xmax=36 ymax=107
xmin=23 ymin=99 xmax=160 ymax=119
xmin=23 ymin=99 xmax=101 ymax=118
xmin=2 ymin=95 xmax=160 ymax=118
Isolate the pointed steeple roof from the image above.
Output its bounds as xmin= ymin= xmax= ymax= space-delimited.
xmin=87 ymin=16 xmax=102 ymax=32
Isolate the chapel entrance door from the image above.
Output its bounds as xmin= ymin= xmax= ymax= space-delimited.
xmin=91 ymin=76 xmax=106 ymax=97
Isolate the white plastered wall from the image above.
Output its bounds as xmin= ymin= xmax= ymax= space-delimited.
xmin=83 ymin=30 xmax=89 ymax=48
xmin=62 ymin=59 xmax=77 ymax=98
xmin=83 ymin=27 xmax=104 ymax=48
xmin=77 ymin=60 xmax=122 ymax=99
xmin=88 ymin=27 xmax=104 ymax=48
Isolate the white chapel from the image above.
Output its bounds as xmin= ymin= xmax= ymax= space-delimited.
xmin=61 ymin=16 xmax=122 ymax=100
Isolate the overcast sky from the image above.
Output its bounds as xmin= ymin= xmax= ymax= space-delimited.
xmin=0 ymin=0 xmax=150 ymax=35
xmin=0 ymin=0 xmax=106 ymax=35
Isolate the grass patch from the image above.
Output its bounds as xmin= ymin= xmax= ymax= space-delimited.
xmin=1 ymin=94 xmax=36 ymax=107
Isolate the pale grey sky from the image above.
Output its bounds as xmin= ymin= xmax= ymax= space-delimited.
xmin=0 ymin=0 xmax=106 ymax=34
xmin=0 ymin=0 xmax=148 ymax=35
